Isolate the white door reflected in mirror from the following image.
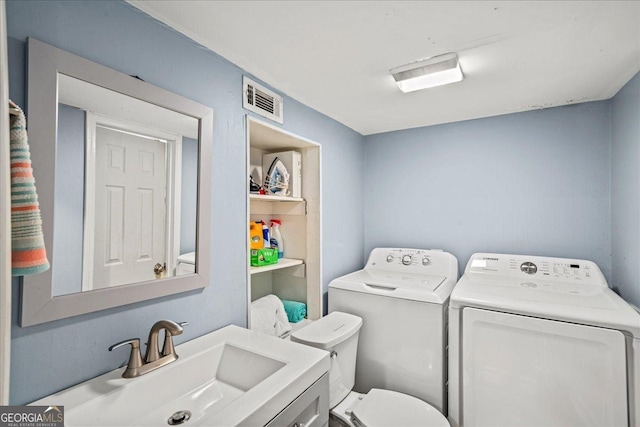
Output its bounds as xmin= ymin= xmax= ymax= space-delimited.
xmin=91 ymin=126 xmax=169 ymax=290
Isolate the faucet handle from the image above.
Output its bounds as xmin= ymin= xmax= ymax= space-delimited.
xmin=109 ymin=338 xmax=144 ymax=378
xmin=109 ymin=338 xmax=140 ymax=352
xmin=161 ymin=321 xmax=188 ymax=357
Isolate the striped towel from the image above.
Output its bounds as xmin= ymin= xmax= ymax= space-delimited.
xmin=10 ymin=102 xmax=49 ymax=276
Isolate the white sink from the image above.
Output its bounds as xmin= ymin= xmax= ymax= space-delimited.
xmin=31 ymin=325 xmax=329 ymax=426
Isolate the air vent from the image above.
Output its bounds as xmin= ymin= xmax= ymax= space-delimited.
xmin=243 ymin=76 xmax=283 ymax=124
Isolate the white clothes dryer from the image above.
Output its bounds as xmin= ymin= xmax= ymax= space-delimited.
xmin=448 ymin=253 xmax=640 ymax=427
xmin=329 ymin=248 xmax=458 ymax=414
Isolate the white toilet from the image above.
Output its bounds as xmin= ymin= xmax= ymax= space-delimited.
xmin=291 ymin=311 xmax=449 ymax=427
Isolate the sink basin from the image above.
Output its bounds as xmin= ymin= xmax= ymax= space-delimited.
xmin=31 ymin=325 xmax=329 ymax=426
xmin=212 ymin=343 xmax=286 ymax=391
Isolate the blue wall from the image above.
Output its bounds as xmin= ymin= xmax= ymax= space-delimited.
xmin=611 ymin=72 xmax=640 ymax=307
xmin=7 ymin=0 xmax=365 ymax=404
xmin=364 ymin=102 xmax=612 ymax=280
xmin=52 ymin=104 xmax=85 ymax=296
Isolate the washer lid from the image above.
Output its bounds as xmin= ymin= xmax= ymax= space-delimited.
xmin=290 ymin=311 xmax=362 ymax=350
xmin=351 ymin=389 xmax=449 ymax=427
xmin=329 ymin=270 xmax=449 ymax=303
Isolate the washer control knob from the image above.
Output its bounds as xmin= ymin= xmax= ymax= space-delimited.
xmin=520 ymin=262 xmax=538 ymax=275
xmin=422 ymin=257 xmax=430 ymax=266
xmin=402 ymin=255 xmax=413 ymax=265
xmin=386 ymin=255 xmax=394 ymax=263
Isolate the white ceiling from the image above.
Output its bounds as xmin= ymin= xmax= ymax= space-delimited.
xmin=129 ymin=1 xmax=640 ymax=136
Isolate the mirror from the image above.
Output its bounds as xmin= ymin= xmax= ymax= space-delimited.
xmin=22 ymin=38 xmax=212 ymax=326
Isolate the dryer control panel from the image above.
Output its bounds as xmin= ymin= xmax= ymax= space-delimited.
xmin=365 ymin=248 xmax=459 ymax=279
xmin=465 ymin=253 xmax=606 ymax=286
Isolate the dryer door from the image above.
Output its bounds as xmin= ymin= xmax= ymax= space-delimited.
xmin=461 ymin=307 xmax=628 ymax=427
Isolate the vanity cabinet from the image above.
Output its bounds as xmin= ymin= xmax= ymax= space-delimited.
xmin=246 ymin=117 xmax=322 ymax=325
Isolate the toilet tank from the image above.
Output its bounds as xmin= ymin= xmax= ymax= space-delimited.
xmin=291 ymin=311 xmax=362 ymax=408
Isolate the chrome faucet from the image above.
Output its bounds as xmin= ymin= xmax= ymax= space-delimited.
xmin=109 ymin=320 xmax=188 ymax=378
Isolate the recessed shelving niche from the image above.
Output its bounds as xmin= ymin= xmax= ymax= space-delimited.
xmin=246 ymin=117 xmax=321 ymax=326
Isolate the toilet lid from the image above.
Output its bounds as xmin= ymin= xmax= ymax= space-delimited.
xmin=351 ymin=389 xmax=449 ymax=427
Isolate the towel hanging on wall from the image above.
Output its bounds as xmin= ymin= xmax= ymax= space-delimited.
xmin=9 ymin=101 xmax=49 ymax=276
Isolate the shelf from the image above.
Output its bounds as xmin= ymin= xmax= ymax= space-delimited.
xmin=250 ymin=194 xmax=306 ymax=215
xmin=250 ymin=194 xmax=304 ymax=203
xmin=250 ymin=258 xmax=304 ymax=275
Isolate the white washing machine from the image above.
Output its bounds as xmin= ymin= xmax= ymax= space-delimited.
xmin=448 ymin=253 xmax=640 ymax=427
xmin=329 ymin=247 xmax=459 ymax=415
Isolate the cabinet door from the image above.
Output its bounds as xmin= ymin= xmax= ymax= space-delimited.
xmin=462 ymin=307 xmax=628 ymax=427
xmin=266 ymin=373 xmax=329 ymax=427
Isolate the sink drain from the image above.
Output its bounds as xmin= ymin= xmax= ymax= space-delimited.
xmin=168 ymin=410 xmax=191 ymax=425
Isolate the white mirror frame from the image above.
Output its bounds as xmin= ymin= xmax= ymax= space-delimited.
xmin=21 ymin=38 xmax=212 ymax=326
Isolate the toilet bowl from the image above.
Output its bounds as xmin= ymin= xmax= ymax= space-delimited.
xmin=291 ymin=311 xmax=449 ymax=427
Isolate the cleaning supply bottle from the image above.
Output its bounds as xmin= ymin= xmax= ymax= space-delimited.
xmin=261 ymin=221 xmax=270 ymax=248
xmin=249 ymin=221 xmax=263 ymax=249
xmin=270 ymin=219 xmax=284 ymax=259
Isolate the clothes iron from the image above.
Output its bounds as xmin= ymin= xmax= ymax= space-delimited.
xmin=249 ymin=174 xmax=263 ymax=194
xmin=264 ymin=157 xmax=290 ymax=195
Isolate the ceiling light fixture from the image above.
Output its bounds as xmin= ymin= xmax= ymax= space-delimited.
xmin=390 ymin=52 xmax=464 ymax=93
